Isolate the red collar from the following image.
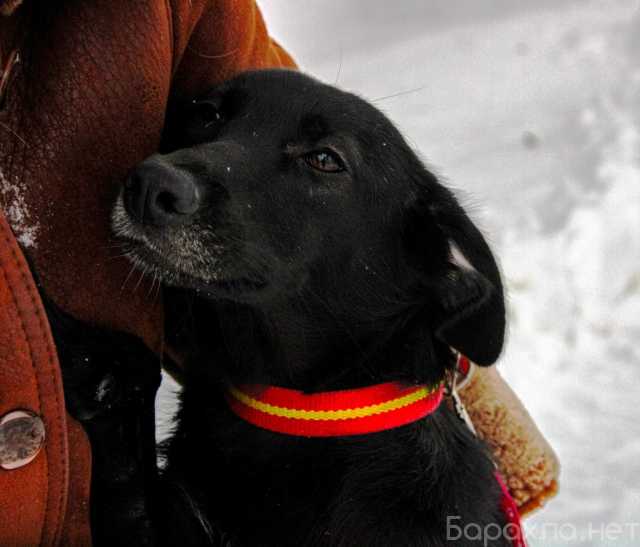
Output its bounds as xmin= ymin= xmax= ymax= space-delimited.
xmin=226 ymin=381 xmax=444 ymax=437
xmin=226 ymin=358 xmax=526 ymax=546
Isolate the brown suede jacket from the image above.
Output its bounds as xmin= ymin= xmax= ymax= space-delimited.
xmin=0 ymin=1 xmax=294 ymax=544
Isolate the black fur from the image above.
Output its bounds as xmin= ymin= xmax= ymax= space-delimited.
xmin=43 ymin=295 xmax=161 ymax=547
xmin=112 ymin=69 xmax=510 ymax=546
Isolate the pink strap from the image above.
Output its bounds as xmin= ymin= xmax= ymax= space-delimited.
xmin=496 ymin=472 xmax=527 ymax=546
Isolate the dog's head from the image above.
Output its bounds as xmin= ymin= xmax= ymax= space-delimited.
xmin=112 ymin=70 xmax=505 ymax=366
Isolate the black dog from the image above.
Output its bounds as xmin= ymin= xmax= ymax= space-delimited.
xmin=111 ymin=69 xmax=510 ymax=546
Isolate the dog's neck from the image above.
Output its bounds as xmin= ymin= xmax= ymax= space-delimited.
xmin=172 ymin=326 xmax=506 ymax=547
xmin=191 ymin=290 xmax=452 ymax=392
xmin=169 ymin=294 xmax=509 ymax=546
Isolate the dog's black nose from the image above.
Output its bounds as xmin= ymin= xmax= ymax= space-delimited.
xmin=124 ymin=158 xmax=200 ymax=226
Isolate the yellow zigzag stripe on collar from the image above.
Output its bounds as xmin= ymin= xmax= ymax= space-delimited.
xmin=227 ymin=384 xmax=442 ymax=421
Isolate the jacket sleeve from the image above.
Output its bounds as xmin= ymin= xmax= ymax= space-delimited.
xmin=168 ymin=0 xmax=296 ymax=103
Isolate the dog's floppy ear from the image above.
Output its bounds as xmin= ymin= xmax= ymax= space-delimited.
xmin=406 ymin=178 xmax=506 ymax=366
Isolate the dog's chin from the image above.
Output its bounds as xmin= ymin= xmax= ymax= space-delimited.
xmin=111 ymin=199 xmax=267 ymax=299
xmin=123 ymin=242 xmax=267 ymax=299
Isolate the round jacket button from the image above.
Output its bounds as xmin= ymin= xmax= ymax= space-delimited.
xmin=0 ymin=410 xmax=45 ymax=470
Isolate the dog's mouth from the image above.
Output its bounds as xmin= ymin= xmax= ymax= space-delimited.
xmin=111 ymin=196 xmax=267 ymax=295
xmin=122 ymin=242 xmax=266 ymax=294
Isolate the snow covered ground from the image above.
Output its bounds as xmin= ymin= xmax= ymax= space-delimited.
xmin=158 ymin=1 xmax=640 ymax=544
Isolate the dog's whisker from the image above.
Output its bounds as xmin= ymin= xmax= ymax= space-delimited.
xmin=106 ymin=251 xmax=132 ymax=262
xmin=120 ymin=263 xmax=138 ymax=292
xmin=0 ymin=120 xmax=28 ymax=147
xmin=153 ymin=275 xmax=162 ymax=301
xmin=372 ymin=85 xmax=428 ymax=103
xmin=131 ymin=265 xmax=147 ymax=294
xmin=146 ymin=272 xmax=157 ymax=299
xmin=186 ymin=44 xmax=239 ymax=60
xmin=334 ymin=47 xmax=343 ymax=86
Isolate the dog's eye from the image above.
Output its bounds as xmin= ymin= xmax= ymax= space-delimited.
xmin=191 ymin=100 xmax=224 ymax=128
xmin=304 ymin=150 xmax=345 ymax=173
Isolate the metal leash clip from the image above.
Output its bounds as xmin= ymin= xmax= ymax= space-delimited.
xmin=445 ymin=352 xmax=477 ymax=436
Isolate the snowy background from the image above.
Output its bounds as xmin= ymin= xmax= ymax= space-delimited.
xmin=158 ymin=1 xmax=640 ymax=544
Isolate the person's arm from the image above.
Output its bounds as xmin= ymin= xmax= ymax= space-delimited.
xmin=168 ymin=0 xmax=296 ymax=104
